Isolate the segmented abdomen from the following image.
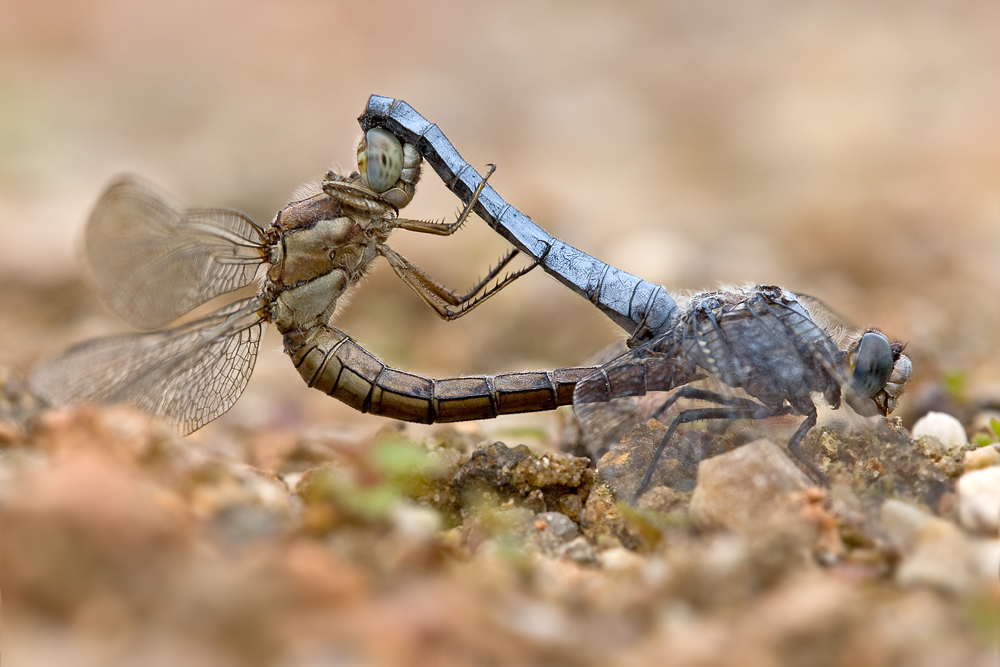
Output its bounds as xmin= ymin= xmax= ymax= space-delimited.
xmin=284 ymin=325 xmax=595 ymax=423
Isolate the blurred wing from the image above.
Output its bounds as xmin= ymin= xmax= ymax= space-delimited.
xmin=30 ymin=297 xmax=265 ymax=434
xmin=793 ymin=293 xmax=860 ymax=349
xmin=573 ymin=295 xmax=837 ymax=501
xmin=572 ymin=339 xmax=738 ymax=501
xmin=87 ymin=175 xmax=266 ymax=330
xmin=762 ymin=295 xmax=853 ymax=396
xmin=573 ymin=337 xmax=704 ymax=461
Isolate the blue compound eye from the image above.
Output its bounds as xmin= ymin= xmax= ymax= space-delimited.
xmin=850 ymin=332 xmax=894 ymax=399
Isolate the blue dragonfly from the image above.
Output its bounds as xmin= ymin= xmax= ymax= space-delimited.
xmin=360 ymin=96 xmax=912 ymax=500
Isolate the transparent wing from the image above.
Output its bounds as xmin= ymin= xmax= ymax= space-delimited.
xmin=572 ymin=289 xmax=851 ymax=503
xmin=793 ymin=293 xmax=861 ymax=349
xmin=572 ymin=337 xmax=721 ymax=499
xmin=575 ymin=347 xmax=801 ymax=503
xmin=30 ymin=297 xmax=265 ymax=434
xmin=573 ymin=338 xmax=696 ymax=459
xmin=86 ymin=175 xmax=266 ymax=330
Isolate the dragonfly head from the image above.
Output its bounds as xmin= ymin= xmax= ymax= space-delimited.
xmin=845 ymin=330 xmax=911 ymax=416
xmin=357 ymin=127 xmax=422 ymax=209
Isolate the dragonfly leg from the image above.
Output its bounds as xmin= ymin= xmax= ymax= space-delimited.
xmin=380 ymin=162 xmax=538 ymax=319
xmin=633 ymin=401 xmax=792 ymax=502
xmin=380 ymin=244 xmax=537 ymax=320
xmin=650 ymin=385 xmax=765 ymax=422
xmin=392 ymin=164 xmax=498 ymax=236
xmin=784 ymin=406 xmax=828 ymax=486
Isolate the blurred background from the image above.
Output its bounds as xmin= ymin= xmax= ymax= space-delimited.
xmin=4 ymin=3 xmax=1000 ymax=665
xmin=3 ymin=0 xmax=1000 ymax=437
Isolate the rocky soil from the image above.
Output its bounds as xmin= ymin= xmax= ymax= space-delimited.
xmin=1 ymin=368 xmax=996 ymax=665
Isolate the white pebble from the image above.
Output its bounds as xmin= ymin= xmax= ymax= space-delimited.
xmin=391 ymin=502 xmax=442 ymax=541
xmin=880 ymin=499 xmax=933 ymax=554
xmin=600 ymin=546 xmax=645 ymax=573
xmin=911 ymin=411 xmax=968 ymax=454
xmin=896 ymin=518 xmax=984 ymax=594
xmin=964 ymin=445 xmax=1000 ymax=472
xmin=957 ymin=466 xmax=1000 ymax=534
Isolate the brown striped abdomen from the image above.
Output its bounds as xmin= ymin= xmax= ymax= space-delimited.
xmin=284 ymin=325 xmax=597 ymax=423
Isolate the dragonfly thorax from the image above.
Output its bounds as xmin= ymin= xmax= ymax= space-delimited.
xmin=259 ymin=135 xmax=426 ymax=336
xmin=263 ymin=191 xmax=392 ymax=333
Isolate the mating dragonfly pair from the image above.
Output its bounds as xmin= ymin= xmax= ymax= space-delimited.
xmin=30 ymin=96 xmax=911 ymax=502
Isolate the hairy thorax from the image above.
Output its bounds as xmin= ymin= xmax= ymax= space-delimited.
xmin=263 ymin=186 xmax=393 ymax=333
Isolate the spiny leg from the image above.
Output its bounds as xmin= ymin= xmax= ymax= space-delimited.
xmin=381 ymin=162 xmax=537 ymax=318
xmin=646 ymin=386 xmax=830 ymax=493
xmin=392 ymin=164 xmax=498 ymax=236
xmin=450 ymin=248 xmax=523 ymax=303
xmin=634 ymin=405 xmax=764 ymax=502
xmin=381 ymin=244 xmax=538 ymax=320
xmin=396 ymin=246 xmax=529 ymax=307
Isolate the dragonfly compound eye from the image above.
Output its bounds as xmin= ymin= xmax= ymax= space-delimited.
xmin=358 ymin=127 xmax=405 ymax=194
xmin=849 ymin=331 xmax=894 ymax=399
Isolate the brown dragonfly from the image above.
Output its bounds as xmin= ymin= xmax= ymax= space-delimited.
xmin=30 ymin=128 xmax=594 ymax=434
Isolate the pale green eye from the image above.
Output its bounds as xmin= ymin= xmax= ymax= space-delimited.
xmin=358 ymin=127 xmax=404 ymax=193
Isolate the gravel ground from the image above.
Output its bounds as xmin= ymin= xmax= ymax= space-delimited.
xmin=1 ymin=396 xmax=997 ymax=665
xmin=2 ymin=2 xmax=1000 ymax=664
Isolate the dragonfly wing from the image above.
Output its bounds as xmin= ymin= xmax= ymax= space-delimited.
xmin=572 ymin=337 xmax=704 ymax=461
xmin=30 ymin=297 xmax=265 ymax=434
xmin=572 ymin=305 xmax=808 ymax=502
xmin=87 ymin=175 xmax=266 ymax=330
xmin=574 ymin=340 xmax=747 ymax=502
xmin=793 ymin=293 xmax=861 ymax=349
xmin=754 ymin=294 xmax=852 ymax=406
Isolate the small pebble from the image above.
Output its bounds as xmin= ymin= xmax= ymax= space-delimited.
xmin=392 ymin=503 xmax=442 ymax=542
xmin=535 ymin=512 xmax=578 ymax=542
xmin=963 ymin=445 xmax=1000 ymax=472
xmin=896 ymin=518 xmax=986 ymax=595
xmin=526 ymin=511 xmax=579 ymax=555
xmin=689 ymin=439 xmax=812 ymax=535
xmin=600 ymin=546 xmax=645 ymax=573
xmin=911 ymin=412 xmax=968 ymax=454
xmin=957 ymin=466 xmax=1000 ymax=534
xmin=557 ymin=536 xmax=599 ymax=567
xmin=880 ymin=499 xmax=933 ymax=554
